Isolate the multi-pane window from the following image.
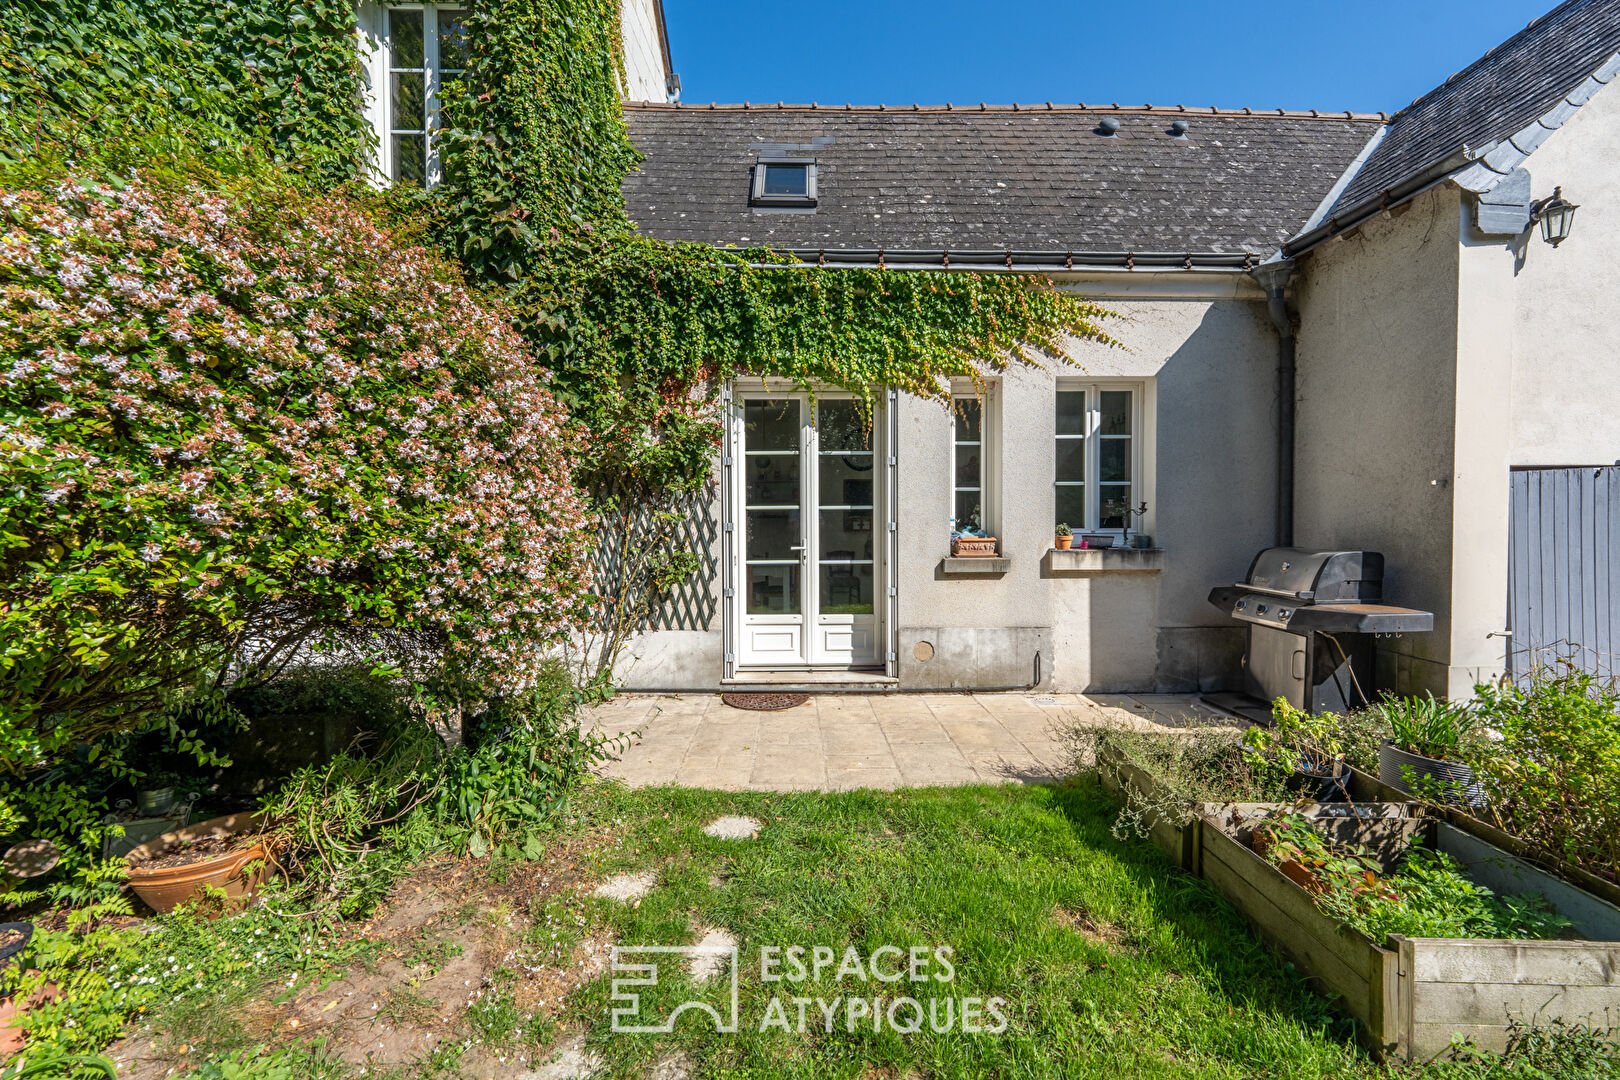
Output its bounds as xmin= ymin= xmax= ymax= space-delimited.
xmin=1055 ymin=386 xmax=1136 ymax=533
xmin=952 ymin=398 xmax=984 ymax=534
xmin=817 ymin=400 xmax=874 ymax=615
xmin=384 ymin=6 xmax=468 ymax=186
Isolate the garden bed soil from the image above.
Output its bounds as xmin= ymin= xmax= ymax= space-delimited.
xmin=126 ymin=835 xmax=256 ymax=871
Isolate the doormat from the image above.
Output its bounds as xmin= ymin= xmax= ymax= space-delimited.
xmin=721 ymin=692 xmax=810 ymax=711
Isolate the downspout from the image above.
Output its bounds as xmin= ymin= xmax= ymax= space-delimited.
xmin=1252 ymin=260 xmax=1296 ymax=547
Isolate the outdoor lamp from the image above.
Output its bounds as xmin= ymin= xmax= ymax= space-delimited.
xmin=1529 ymin=186 xmax=1578 ymax=247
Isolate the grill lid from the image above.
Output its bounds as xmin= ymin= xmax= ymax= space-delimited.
xmin=1242 ymin=547 xmax=1383 ymax=604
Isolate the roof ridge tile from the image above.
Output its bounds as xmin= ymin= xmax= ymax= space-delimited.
xmin=623 ymin=101 xmax=1389 ymax=121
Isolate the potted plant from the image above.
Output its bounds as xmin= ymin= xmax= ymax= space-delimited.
xmin=1372 ymin=693 xmax=1486 ymax=807
xmin=135 ymin=771 xmax=186 ymax=817
xmin=1054 ymin=523 xmax=1073 ymax=550
xmin=124 ymin=813 xmax=270 ymax=914
xmin=1248 ymin=700 xmax=1351 ymax=802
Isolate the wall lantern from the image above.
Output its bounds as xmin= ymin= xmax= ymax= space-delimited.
xmin=1529 ymin=186 xmax=1578 ymax=247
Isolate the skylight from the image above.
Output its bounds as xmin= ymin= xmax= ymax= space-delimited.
xmin=751 ymin=158 xmax=817 ymax=207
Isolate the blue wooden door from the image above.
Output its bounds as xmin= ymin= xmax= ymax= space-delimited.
xmin=1508 ymin=466 xmax=1620 ymax=678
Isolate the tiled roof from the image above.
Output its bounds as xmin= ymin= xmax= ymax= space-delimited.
xmin=1329 ymin=0 xmax=1620 ymax=214
xmin=621 ymin=104 xmax=1384 ymax=257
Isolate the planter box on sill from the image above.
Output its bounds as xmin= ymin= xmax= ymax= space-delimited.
xmin=950 ymin=536 xmax=999 ymax=558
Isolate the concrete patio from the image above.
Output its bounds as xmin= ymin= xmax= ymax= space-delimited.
xmin=584 ymin=691 xmax=1241 ymax=792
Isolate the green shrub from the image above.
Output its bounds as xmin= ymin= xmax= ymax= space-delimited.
xmin=0 ymin=160 xmax=593 ymax=779
xmin=1255 ymin=815 xmax=1571 ymax=942
xmin=1067 ymin=726 xmax=1293 ymax=840
xmin=1471 ymin=665 xmax=1620 ymax=881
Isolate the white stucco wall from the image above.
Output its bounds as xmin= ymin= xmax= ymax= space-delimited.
xmin=619 ymin=0 xmax=670 ymax=102
xmin=1293 ymin=184 xmax=1464 ymax=697
xmin=897 ymin=296 xmax=1278 ymax=692
xmin=1506 ymin=82 xmax=1620 ymax=466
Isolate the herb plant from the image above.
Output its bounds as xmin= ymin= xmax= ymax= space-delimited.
xmin=1370 ymin=692 xmax=1482 ymax=760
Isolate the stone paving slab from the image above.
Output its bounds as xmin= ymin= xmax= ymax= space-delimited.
xmin=585 ymin=690 xmax=1238 ymax=792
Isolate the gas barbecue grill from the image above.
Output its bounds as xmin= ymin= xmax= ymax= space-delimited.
xmin=1208 ymin=548 xmax=1433 ymax=717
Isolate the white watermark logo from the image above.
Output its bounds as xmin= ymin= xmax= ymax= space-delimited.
xmin=611 ymin=944 xmax=740 ymax=1033
xmin=609 ymin=944 xmax=1006 ymax=1035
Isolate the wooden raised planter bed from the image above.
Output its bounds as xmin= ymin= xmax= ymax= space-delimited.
xmin=1347 ymin=765 xmax=1620 ymax=911
xmin=1097 ymin=748 xmax=1620 ymax=1061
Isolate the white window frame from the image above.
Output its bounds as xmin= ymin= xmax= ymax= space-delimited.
xmin=1055 ymin=382 xmax=1143 ymax=538
xmin=949 ymin=382 xmax=999 ymax=545
xmin=367 ymin=4 xmax=465 ymax=187
xmin=750 ymin=158 xmax=818 ymax=207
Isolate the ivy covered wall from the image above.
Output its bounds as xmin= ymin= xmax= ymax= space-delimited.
xmin=0 ymin=0 xmax=370 ymax=177
xmin=1 ymin=0 xmax=1117 ymax=680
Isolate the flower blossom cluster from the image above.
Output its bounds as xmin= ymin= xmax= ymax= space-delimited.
xmin=0 ymin=173 xmax=595 ymax=700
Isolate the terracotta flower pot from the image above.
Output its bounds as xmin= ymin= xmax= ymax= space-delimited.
xmin=1251 ymin=827 xmax=1327 ymax=894
xmin=1054 ymin=534 xmax=1073 ymax=550
xmin=125 ymin=812 xmax=270 ymax=915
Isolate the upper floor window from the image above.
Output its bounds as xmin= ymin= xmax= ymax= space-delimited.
xmin=751 ymin=159 xmax=817 ymax=207
xmin=382 ymin=5 xmax=468 ymax=186
xmin=1055 ymin=385 xmax=1138 ymax=534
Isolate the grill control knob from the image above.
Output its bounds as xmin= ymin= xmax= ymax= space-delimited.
xmin=1279 ymin=608 xmax=1292 ymax=619
xmin=1235 ymin=600 xmax=1247 ymax=611
xmin=1256 ymin=604 xmax=1269 ymax=615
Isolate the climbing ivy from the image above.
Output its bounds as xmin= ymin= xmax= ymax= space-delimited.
xmin=430 ymin=0 xmax=1114 ymax=462
xmin=0 ymin=0 xmax=369 ymax=180
xmin=3 ymin=0 xmax=1117 ymax=681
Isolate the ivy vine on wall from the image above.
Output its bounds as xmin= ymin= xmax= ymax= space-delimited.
xmin=2 ymin=0 xmax=1119 ymax=683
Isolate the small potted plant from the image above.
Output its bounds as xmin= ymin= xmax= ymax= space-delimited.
xmin=1248 ymin=700 xmax=1350 ymax=802
xmin=1372 ymin=693 xmax=1486 ymax=807
xmin=1054 ymin=523 xmax=1073 ymax=550
xmin=950 ymin=515 xmax=998 ymax=557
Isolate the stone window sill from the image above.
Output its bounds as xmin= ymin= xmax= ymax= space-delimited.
xmin=1047 ymin=547 xmax=1165 ymax=573
xmin=939 ymin=556 xmax=1012 ymax=575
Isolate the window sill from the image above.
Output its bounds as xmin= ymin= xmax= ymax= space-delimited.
xmin=1046 ymin=547 xmax=1165 ymax=573
xmin=939 ymin=556 xmax=1012 ymax=576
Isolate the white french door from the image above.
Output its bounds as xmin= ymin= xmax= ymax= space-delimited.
xmin=732 ymin=392 xmax=882 ymax=668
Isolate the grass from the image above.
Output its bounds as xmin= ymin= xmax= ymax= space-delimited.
xmin=561 ymin=778 xmax=1372 ymax=1080
xmin=110 ymin=773 xmax=1615 ymax=1079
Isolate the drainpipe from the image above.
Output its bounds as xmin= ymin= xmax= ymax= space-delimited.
xmin=1252 ymin=260 xmax=1296 ymax=548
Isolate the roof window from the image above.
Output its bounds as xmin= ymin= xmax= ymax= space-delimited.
xmin=751 ymin=158 xmax=817 ymax=207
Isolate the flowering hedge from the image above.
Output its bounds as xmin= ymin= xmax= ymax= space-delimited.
xmin=0 ymin=170 xmax=594 ymax=774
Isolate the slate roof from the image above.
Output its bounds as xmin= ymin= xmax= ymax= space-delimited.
xmin=1329 ymin=0 xmax=1620 ymax=214
xmin=621 ymin=104 xmax=1384 ymax=258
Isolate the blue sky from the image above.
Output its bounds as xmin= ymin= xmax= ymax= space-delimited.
xmin=662 ymin=0 xmax=1556 ymax=114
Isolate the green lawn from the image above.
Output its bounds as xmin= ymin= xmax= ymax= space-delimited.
xmin=564 ymin=779 xmax=1374 ymax=1079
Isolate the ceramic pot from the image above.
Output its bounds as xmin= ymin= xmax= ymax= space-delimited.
xmin=1054 ymin=534 xmax=1073 ymax=550
xmin=1378 ymin=740 xmax=1485 ymax=808
xmin=125 ymin=812 xmax=269 ymax=915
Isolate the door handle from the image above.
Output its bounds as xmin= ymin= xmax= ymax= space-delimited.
xmin=789 ymin=545 xmax=805 ymax=551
